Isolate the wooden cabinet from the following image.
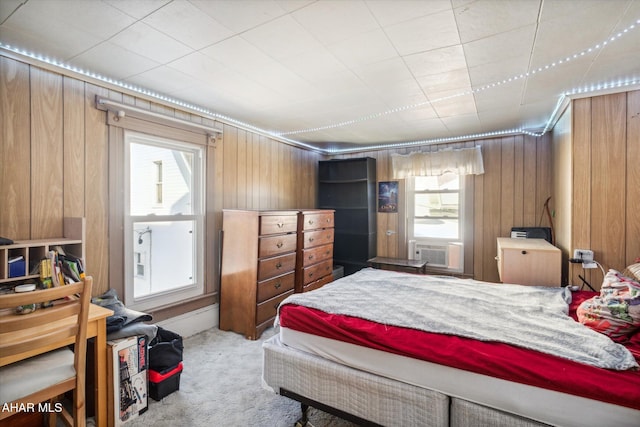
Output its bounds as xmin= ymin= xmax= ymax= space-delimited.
xmin=297 ymin=210 xmax=334 ymax=292
xmin=0 ymin=217 xmax=85 ymax=286
xmin=496 ymin=238 xmax=561 ymax=287
xmin=220 ymin=210 xmax=298 ymax=340
xmin=318 ymin=158 xmax=376 ymax=276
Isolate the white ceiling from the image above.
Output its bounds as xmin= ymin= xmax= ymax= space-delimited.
xmin=1 ymin=0 xmax=639 ymax=151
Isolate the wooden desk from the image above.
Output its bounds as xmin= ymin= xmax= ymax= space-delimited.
xmin=0 ymin=303 xmax=113 ymax=427
xmin=367 ymin=257 xmax=427 ymax=274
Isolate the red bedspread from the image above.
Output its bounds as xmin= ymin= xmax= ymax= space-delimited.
xmin=279 ymin=291 xmax=640 ymax=410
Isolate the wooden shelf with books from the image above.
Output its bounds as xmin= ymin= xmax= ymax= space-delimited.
xmin=0 ymin=217 xmax=85 ymax=287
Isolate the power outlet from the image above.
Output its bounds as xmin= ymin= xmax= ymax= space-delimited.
xmin=572 ymin=249 xmax=594 ymax=262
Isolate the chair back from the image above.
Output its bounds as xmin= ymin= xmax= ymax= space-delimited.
xmin=0 ymin=277 xmax=93 ymax=424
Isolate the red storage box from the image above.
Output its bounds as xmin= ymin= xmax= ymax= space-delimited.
xmin=149 ymin=362 xmax=183 ymax=401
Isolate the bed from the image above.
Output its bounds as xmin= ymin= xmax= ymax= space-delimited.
xmin=262 ymin=268 xmax=640 ymax=427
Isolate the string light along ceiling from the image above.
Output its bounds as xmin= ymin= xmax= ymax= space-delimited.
xmin=1 ymin=17 xmax=638 ymax=154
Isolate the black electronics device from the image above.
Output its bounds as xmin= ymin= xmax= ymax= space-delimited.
xmin=510 ymin=227 xmax=552 ymax=244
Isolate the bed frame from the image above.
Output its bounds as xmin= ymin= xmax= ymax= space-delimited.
xmin=263 ymin=334 xmax=640 ymax=427
xmin=263 ymin=335 xmax=551 ymax=427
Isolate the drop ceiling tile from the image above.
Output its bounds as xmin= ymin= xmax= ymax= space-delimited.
xmin=417 ymin=68 xmax=472 ymax=95
xmin=404 ymin=45 xmax=468 ymax=78
xmin=441 ymin=113 xmax=481 ymax=135
xmin=127 ymin=66 xmax=199 ymax=96
xmin=142 ymin=0 xmax=234 ymax=50
xmin=291 ymin=0 xmax=380 ymax=45
xmin=432 ymin=93 xmax=477 ymax=118
xmin=453 ymin=0 xmax=540 ymax=44
xmin=350 ymin=57 xmax=415 ymax=87
xmin=522 ymin=60 xmax=595 ymax=104
xmin=240 ymin=61 xmax=316 ymax=98
xmin=103 ymin=0 xmax=171 ymax=20
xmin=72 ymin=41 xmax=160 ymax=80
xmin=200 ymin=36 xmax=277 ymax=72
xmin=385 ymin=8 xmax=460 ymax=56
xmin=473 ymin=81 xmax=527 ymax=113
xmin=279 ymin=48 xmax=349 ymax=83
xmin=276 ymin=0 xmax=316 ymax=13
xmin=463 ymin=24 xmax=536 ymax=68
xmin=1 ymin=0 xmax=135 ymax=60
xmin=0 ymin=0 xmax=24 ymax=22
xmin=191 ymin=0 xmax=289 ymax=33
xmin=241 ymin=14 xmax=322 ymax=61
xmin=110 ymin=22 xmax=192 ymax=64
xmin=530 ymin=9 xmax=626 ymax=69
xmin=365 ymin=0 xmax=451 ymax=26
xmin=327 ymin=28 xmax=398 ymax=68
xmin=167 ymin=51 xmax=227 ymax=84
xmin=467 ymin=54 xmax=530 ymax=87
xmin=396 ymin=104 xmax=440 ymax=122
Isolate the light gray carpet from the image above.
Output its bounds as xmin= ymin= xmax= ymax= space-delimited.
xmin=124 ymin=327 xmax=359 ymax=427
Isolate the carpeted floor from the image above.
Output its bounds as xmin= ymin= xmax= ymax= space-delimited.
xmin=124 ymin=326 xmax=359 ymax=427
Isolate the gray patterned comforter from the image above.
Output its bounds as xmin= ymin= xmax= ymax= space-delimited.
xmin=279 ymin=268 xmax=638 ymax=370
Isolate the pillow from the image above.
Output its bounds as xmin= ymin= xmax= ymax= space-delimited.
xmin=622 ymin=261 xmax=640 ymax=282
xmin=576 ymin=269 xmax=640 ymax=339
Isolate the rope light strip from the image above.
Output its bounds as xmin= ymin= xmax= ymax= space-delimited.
xmin=276 ymin=18 xmax=640 ymax=137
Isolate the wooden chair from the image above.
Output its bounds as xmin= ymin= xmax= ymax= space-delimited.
xmin=0 ymin=277 xmax=93 ymax=427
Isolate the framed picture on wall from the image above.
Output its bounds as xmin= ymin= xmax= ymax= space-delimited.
xmin=378 ymin=181 xmax=398 ymax=213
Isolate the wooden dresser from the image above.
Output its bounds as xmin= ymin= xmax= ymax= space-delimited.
xmin=220 ymin=210 xmax=298 ymax=340
xmin=296 ymin=210 xmax=335 ymax=292
xmin=496 ymin=237 xmax=561 ymax=287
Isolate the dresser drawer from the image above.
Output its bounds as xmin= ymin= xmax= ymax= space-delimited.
xmin=301 ymin=212 xmax=334 ymax=231
xmin=260 ymin=214 xmax=297 ymax=235
xmin=302 ymin=243 xmax=333 ymax=267
xmin=301 ymin=259 xmax=333 ymax=286
xmin=302 ymin=228 xmax=334 ymax=249
xmin=257 ymin=272 xmax=295 ymax=303
xmin=258 ymin=252 xmax=296 ymax=281
xmin=303 ymin=274 xmax=333 ymax=292
xmin=258 ymin=233 xmax=297 ymax=258
xmin=256 ymin=289 xmax=294 ymax=326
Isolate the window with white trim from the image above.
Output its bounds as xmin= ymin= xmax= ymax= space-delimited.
xmin=124 ymin=131 xmax=205 ymax=311
xmin=407 ymin=172 xmax=464 ymax=271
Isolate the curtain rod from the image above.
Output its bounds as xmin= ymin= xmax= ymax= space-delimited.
xmin=96 ymin=96 xmax=223 ymax=136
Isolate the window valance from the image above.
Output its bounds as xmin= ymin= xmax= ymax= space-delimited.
xmin=391 ymin=146 xmax=484 ymax=178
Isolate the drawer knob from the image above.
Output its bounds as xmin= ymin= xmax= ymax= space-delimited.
xmin=308 ymin=272 xmax=314 ymax=278
xmin=276 ymin=242 xmax=283 ymax=248
xmin=308 ymin=255 xmax=314 ymax=260
xmin=521 ymin=250 xmax=527 ymax=255
xmin=308 ymin=219 xmax=314 ymax=225
xmin=308 ymin=237 xmax=314 ymax=242
xmin=276 ymin=262 xmax=282 ymax=269
xmin=274 ymin=282 xmax=281 ymax=289
xmin=277 ymin=222 xmax=284 ymax=228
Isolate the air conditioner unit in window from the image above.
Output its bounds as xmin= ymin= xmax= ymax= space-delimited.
xmin=408 ymin=240 xmax=463 ymax=270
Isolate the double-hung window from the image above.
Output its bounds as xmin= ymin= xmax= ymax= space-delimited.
xmin=407 ymin=172 xmax=464 ymax=271
xmin=124 ymin=131 xmax=205 ymax=311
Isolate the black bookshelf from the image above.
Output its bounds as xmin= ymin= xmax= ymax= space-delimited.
xmin=318 ymin=158 xmax=376 ymax=276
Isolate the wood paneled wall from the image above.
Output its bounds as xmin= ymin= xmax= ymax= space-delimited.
xmin=2 ymin=54 xmax=636 ymax=298
xmin=0 ymin=56 xmax=323 ymax=307
xmin=334 ymin=133 xmax=553 ymax=283
xmin=557 ymin=90 xmax=640 ymax=289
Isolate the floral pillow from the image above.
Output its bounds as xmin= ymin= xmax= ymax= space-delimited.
xmin=576 ymin=269 xmax=640 ymax=340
